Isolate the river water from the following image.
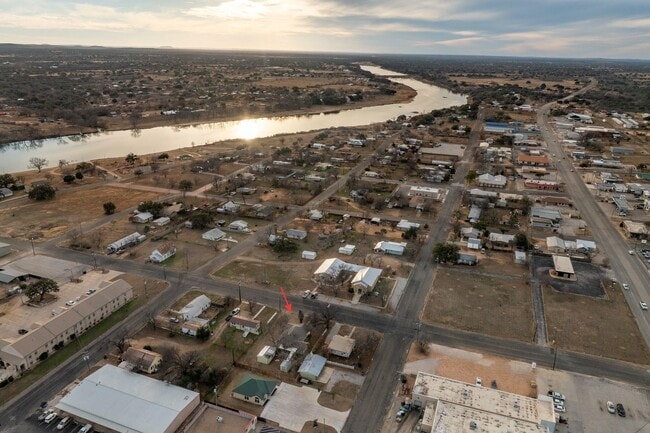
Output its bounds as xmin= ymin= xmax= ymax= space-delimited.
xmin=0 ymin=65 xmax=466 ymax=173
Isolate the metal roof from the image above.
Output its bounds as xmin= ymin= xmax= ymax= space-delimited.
xmin=552 ymin=255 xmax=575 ymax=274
xmin=56 ymin=365 xmax=199 ymax=433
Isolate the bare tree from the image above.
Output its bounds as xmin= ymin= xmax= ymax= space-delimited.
xmin=112 ymin=335 xmax=129 ymax=355
xmin=267 ymin=314 xmax=289 ymax=346
xmin=28 ymin=157 xmax=48 ymax=173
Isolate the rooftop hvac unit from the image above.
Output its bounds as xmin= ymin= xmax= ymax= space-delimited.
xmin=216 ymin=416 xmax=224 ymax=423
xmin=469 ymin=421 xmax=477 ymax=430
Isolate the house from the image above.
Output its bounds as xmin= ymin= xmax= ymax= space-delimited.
xmin=467 ymin=238 xmax=481 ymax=250
xmin=222 ymin=201 xmax=240 ymax=214
xmin=149 ymin=243 xmax=176 ymax=263
xmin=232 ymin=375 xmax=278 ymax=406
xmin=0 ymin=280 xmax=133 ymax=372
xmin=530 ymin=207 xmax=562 ymax=228
xmin=121 ymin=347 xmax=162 ymax=374
xmin=202 ymin=227 xmax=226 ymax=242
xmin=133 ymin=212 xmax=153 ymax=223
xmin=229 ymin=220 xmax=249 ymax=232
xmin=468 ymin=206 xmax=482 ymax=224
xmin=514 ymin=250 xmax=527 ymax=264
xmin=302 ymin=251 xmax=317 ymax=260
xmin=236 ymin=187 xmax=257 ymax=195
xmin=546 ymin=236 xmax=565 ymax=253
xmin=308 ymin=209 xmax=324 ymax=221
xmin=460 ymin=227 xmax=480 ymax=240
xmin=350 ymin=267 xmax=382 ymax=295
xmin=396 ymin=219 xmax=420 ymax=231
xmin=229 ymin=315 xmax=261 ymax=335
xmin=152 ymin=216 xmax=171 ymax=227
xmin=181 ymin=318 xmax=209 ymax=337
xmin=338 ymin=244 xmax=356 ymax=255
xmin=328 ymin=335 xmax=355 ymax=358
xmin=254 ymin=205 xmax=274 ymax=219
xmin=162 ymin=202 xmax=184 ymax=217
xmin=488 ymin=233 xmax=515 ymax=250
xmin=576 ymin=239 xmax=597 ymax=252
xmin=374 ymin=241 xmax=407 ymax=256
xmin=256 ymin=346 xmax=276 ymax=365
xmin=457 ymin=253 xmax=478 ymax=266
xmin=286 ymin=229 xmax=307 ymax=240
xmin=298 ymin=353 xmax=327 ymax=381
xmin=178 ymin=294 xmax=211 ymax=320
xmin=0 ymin=187 xmax=13 ymax=198
xmin=477 ymin=174 xmax=507 ymax=188
xmin=622 ymin=220 xmax=648 ymax=239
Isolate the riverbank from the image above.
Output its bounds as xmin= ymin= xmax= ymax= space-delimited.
xmin=0 ymin=83 xmax=416 ymax=147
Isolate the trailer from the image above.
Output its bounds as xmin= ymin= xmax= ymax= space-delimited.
xmin=107 ymin=232 xmax=145 ymax=254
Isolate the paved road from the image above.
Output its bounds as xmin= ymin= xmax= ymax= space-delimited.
xmin=537 ymin=83 xmax=650 ymax=347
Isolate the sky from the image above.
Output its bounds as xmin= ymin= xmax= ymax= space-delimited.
xmin=0 ymin=0 xmax=649 ymax=59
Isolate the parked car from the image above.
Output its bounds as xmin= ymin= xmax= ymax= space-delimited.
xmin=475 ymin=377 xmax=482 ymax=386
xmin=554 ymin=404 xmax=566 ymax=413
xmin=640 ymin=302 xmax=648 ymax=311
xmin=607 ymin=401 xmax=616 ymax=414
xmin=616 ymin=403 xmax=626 ymax=417
xmin=231 ymin=307 xmax=241 ymax=316
xmin=57 ymin=416 xmax=71 ymax=430
xmin=547 ymin=390 xmax=565 ymax=400
xmin=302 ymin=290 xmax=311 ymax=299
xmin=79 ymin=424 xmax=93 ymax=433
xmin=225 ymin=314 xmax=233 ymax=322
xmin=622 ymin=283 xmax=630 ymax=290
xmin=553 ymin=398 xmax=564 ymax=406
xmin=169 ymin=317 xmax=180 ymax=323
xmin=44 ymin=412 xmax=58 ymax=424
xmin=18 ymin=328 xmax=28 ymax=335
xmin=86 ymin=288 xmax=96 ymax=295
xmin=65 ymin=300 xmax=76 ymax=306
xmin=38 ymin=409 xmax=54 ymax=421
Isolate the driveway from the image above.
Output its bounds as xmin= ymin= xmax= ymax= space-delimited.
xmin=261 ymin=383 xmax=349 ymax=433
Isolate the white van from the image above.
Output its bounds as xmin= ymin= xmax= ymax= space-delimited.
xmin=79 ymin=424 xmax=93 ymax=433
xmin=56 ymin=416 xmax=71 ymax=430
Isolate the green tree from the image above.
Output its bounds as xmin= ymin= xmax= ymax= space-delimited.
xmin=271 ymin=236 xmax=298 ymax=254
xmin=158 ymin=153 xmax=169 ymax=160
xmin=125 ymin=153 xmax=139 ymax=165
xmin=28 ymin=184 xmax=56 ymax=201
xmin=402 ymin=226 xmax=418 ymax=240
xmin=432 ymin=243 xmax=460 ymax=263
xmin=103 ymin=201 xmax=116 ymax=215
xmin=138 ymin=201 xmax=164 ymax=217
xmin=520 ymin=196 xmax=533 ymax=216
xmin=196 ymin=327 xmax=211 ymax=341
xmin=189 ymin=211 xmax=213 ymax=229
xmin=75 ymin=172 xmax=84 ymax=180
xmin=63 ymin=174 xmax=75 ymax=184
xmin=514 ymin=232 xmax=531 ymax=250
xmin=179 ymin=179 xmax=193 ymax=196
xmin=464 ymin=170 xmax=478 ymax=184
xmin=0 ymin=173 xmax=15 ymax=188
xmin=25 ymin=278 xmax=59 ymax=302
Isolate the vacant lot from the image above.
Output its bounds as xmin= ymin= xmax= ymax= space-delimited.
xmin=543 ymin=279 xmax=650 ymax=364
xmin=0 ymin=186 xmax=161 ymax=241
xmin=423 ymin=267 xmax=534 ymax=342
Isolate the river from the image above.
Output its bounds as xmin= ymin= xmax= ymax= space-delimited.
xmin=0 ymin=65 xmax=466 ymax=173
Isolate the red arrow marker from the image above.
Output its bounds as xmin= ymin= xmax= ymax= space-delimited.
xmin=280 ymin=287 xmax=292 ymax=312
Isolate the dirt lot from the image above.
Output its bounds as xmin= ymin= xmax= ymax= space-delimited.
xmin=0 ymin=186 xmax=161 ymax=241
xmin=543 ymin=278 xmax=650 ymax=364
xmin=422 ymin=267 xmax=535 ymax=342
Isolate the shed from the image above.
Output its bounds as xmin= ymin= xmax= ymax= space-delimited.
xmin=302 ymin=251 xmax=317 ymax=260
xmin=338 ymin=244 xmax=356 ymax=255
xmin=286 ymin=229 xmax=307 ymax=240
xmin=256 ymin=346 xmax=276 ymax=365
xmin=152 ymin=217 xmax=171 ymax=227
xmin=328 ymin=335 xmax=355 ymax=358
xmin=308 ymin=209 xmax=323 ymax=221
xmin=298 ymin=353 xmax=327 ymax=381
xmin=514 ymin=250 xmax=527 ymax=264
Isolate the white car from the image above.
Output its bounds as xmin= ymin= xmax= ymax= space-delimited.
xmin=65 ymin=300 xmax=76 ymax=306
xmin=623 ymin=283 xmax=630 ymax=290
xmin=607 ymin=401 xmax=616 ymax=414
xmin=547 ymin=390 xmax=565 ymax=400
xmin=231 ymin=307 xmax=241 ymax=316
xmin=302 ymin=290 xmax=311 ymax=299
xmin=44 ymin=412 xmax=58 ymax=424
xmin=475 ymin=377 xmax=482 ymax=386
xmin=554 ymin=404 xmax=566 ymax=413
xmin=641 ymin=302 xmax=648 ymax=311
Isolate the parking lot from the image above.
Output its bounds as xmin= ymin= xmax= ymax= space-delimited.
xmin=24 ymin=410 xmax=87 ymax=433
xmin=531 ymin=255 xmax=605 ymax=297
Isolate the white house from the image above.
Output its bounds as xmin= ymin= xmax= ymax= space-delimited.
xmin=178 ymin=294 xmax=211 ymax=320
xmin=374 ymin=241 xmax=407 ymax=256
xmin=308 ymin=209 xmax=323 ymax=221
xmin=133 ymin=212 xmax=153 ymax=223
xmin=222 ymin=201 xmax=240 ymax=214
xmin=328 ymin=335 xmax=355 ymax=358
xmin=149 ymin=243 xmax=176 ymax=263
xmin=229 ymin=220 xmax=249 ymax=232
xmin=350 ymin=267 xmax=382 ymax=294
xmin=202 ymin=227 xmax=226 ymax=242
xmin=152 ymin=216 xmax=171 ymax=227
xmin=477 ymin=173 xmax=507 ymax=188
xmin=396 ymin=220 xmax=420 ymax=231
xmin=181 ymin=318 xmax=209 ymax=336
xmin=229 ymin=315 xmax=261 ymax=335
xmin=338 ymin=244 xmax=356 ymax=255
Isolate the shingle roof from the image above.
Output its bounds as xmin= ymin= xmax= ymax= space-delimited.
xmin=232 ymin=375 xmax=278 ymax=400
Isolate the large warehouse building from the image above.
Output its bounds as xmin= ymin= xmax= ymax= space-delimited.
xmin=55 ymin=365 xmax=200 ymax=433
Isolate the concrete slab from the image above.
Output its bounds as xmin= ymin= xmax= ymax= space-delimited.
xmin=261 ymin=382 xmax=349 ymax=433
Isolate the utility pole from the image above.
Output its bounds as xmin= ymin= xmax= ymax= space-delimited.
xmin=30 ymin=237 xmax=35 ymax=256
xmin=238 ymin=282 xmax=242 ymax=302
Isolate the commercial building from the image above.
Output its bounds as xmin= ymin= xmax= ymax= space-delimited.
xmin=412 ymin=373 xmax=555 ymax=433
xmin=55 ymin=365 xmax=200 ymax=433
xmin=478 ymin=174 xmax=507 ymax=188
xmin=552 ymin=255 xmax=575 ymax=279
xmin=0 ymin=280 xmax=133 ymax=372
